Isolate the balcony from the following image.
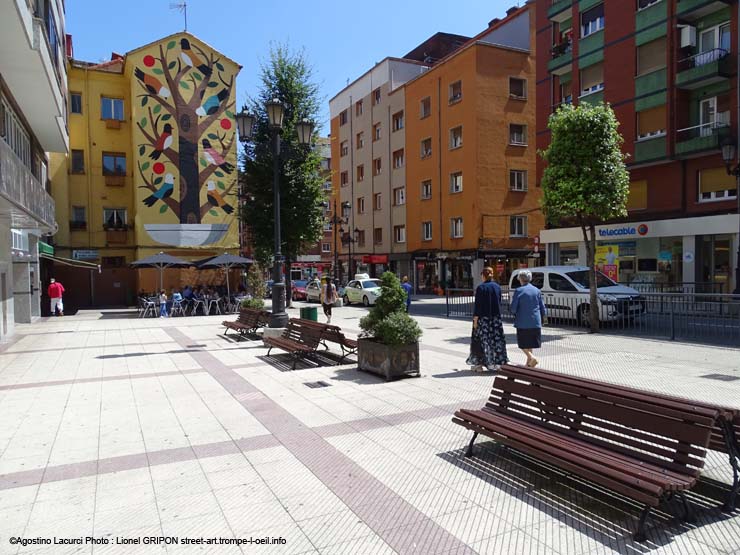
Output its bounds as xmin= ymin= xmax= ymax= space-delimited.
xmin=633 ymin=135 xmax=667 ymax=164
xmin=579 ymin=29 xmax=604 ymax=69
xmin=548 ymin=42 xmax=573 ymax=75
xmin=676 ymin=0 xmax=732 ymax=23
xmin=0 ymin=138 xmax=56 ymax=232
xmin=548 ymin=0 xmax=572 ymax=23
xmin=636 ymin=0 xmax=668 ymax=45
xmin=675 ymin=121 xmax=730 ymax=157
xmin=676 ymin=49 xmax=732 ymax=89
xmin=635 ymin=68 xmax=667 ymax=97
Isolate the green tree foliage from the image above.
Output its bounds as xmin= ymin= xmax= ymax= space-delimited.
xmin=540 ymin=103 xmax=629 ymax=331
xmin=360 ymin=272 xmax=422 ymax=346
xmin=240 ymin=45 xmax=325 ymax=301
xmin=246 ymin=263 xmax=267 ymax=299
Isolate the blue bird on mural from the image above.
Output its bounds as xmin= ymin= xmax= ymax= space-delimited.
xmin=180 ymin=38 xmax=212 ymax=77
xmin=142 ymin=173 xmax=174 ymax=207
xmin=195 ymin=88 xmax=229 ymax=117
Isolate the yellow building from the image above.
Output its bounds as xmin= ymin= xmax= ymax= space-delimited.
xmin=49 ymin=33 xmax=241 ymax=307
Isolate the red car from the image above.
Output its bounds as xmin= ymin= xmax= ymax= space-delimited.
xmin=291 ymin=280 xmax=309 ymax=301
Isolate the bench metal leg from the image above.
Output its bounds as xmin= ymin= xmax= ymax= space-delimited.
xmin=677 ymin=492 xmax=697 ymax=523
xmin=267 ymin=347 xmax=273 ymax=356
xmin=720 ymin=417 xmax=740 ymax=512
xmin=634 ymin=505 xmax=652 ymax=542
xmin=465 ymin=432 xmax=478 ymax=458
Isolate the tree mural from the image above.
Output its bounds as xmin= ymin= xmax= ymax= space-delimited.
xmin=134 ymin=37 xmax=237 ymax=225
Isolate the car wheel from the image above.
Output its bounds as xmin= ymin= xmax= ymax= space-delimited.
xmin=363 ymin=296 xmax=370 ymax=307
xmin=343 ymin=294 xmax=350 ymax=305
xmin=577 ymin=304 xmax=590 ymax=327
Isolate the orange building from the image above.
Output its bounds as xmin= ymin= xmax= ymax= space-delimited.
xmin=403 ymin=5 xmax=543 ymax=292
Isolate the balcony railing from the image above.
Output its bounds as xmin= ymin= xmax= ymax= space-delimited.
xmin=675 ymin=120 xmax=730 ymax=156
xmin=0 ymin=138 xmax=56 ymax=231
xmin=548 ymin=41 xmax=573 ymax=74
xmin=676 ymin=48 xmax=732 ymax=89
xmin=677 ymin=0 xmax=732 ymax=22
xmin=548 ymin=0 xmax=572 ymax=22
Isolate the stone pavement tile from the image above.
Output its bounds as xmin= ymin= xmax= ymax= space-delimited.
xmin=27 ymin=496 xmax=95 ymax=525
xmin=152 ymin=472 xmax=214 ymax=498
xmin=94 ymin=481 xmax=156 ymax=514
xmin=213 ymin=482 xmax=278 ymax=512
xmin=682 ymin=515 xmax=740 ymax=554
xmin=431 ymin=505 xmax=516 ymax=546
xmin=16 ymin=544 xmax=88 ymax=555
xmin=93 ymin=502 xmax=160 ymax=535
xmin=378 ymin=517 xmax=476 ymax=555
xmin=0 ymin=485 xmax=38 ymax=510
xmin=520 ymin=517 xmax=625 ymax=555
xmin=204 ymin=466 xmax=263 ymax=491
xmin=470 ymin=528 xmax=551 ymax=555
xmin=95 ymin=468 xmax=152 ymax=495
xmin=149 ymin=459 xmax=203 ymax=483
xmin=157 ymin=491 xmax=222 ymax=523
xmin=222 ymin=498 xmax=294 ymax=535
xmin=403 ymin=485 xmax=474 ymax=519
xmin=91 ymin=526 xmax=166 ymax=555
xmin=241 ymin=446 xmax=295 ymax=466
xmin=319 ymin=533 xmax=396 ymax=555
xmin=198 ymin=453 xmax=255 ymax=475
xmin=280 ymin=490 xmax=349 ymax=522
xmin=235 ymin=522 xmax=318 ymax=555
xmin=295 ymin=510 xmax=376 ymax=549
xmin=160 ymin=511 xmax=234 ymax=539
xmin=0 ymin=504 xmax=33 ymax=537
xmin=23 ymin=512 xmax=94 ymax=542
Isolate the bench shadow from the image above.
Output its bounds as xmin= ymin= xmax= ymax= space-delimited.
xmin=438 ymin=440 xmax=735 ymax=553
xmin=330 ymin=367 xmax=387 ymax=385
xmin=255 ymin=350 xmax=348 ymax=372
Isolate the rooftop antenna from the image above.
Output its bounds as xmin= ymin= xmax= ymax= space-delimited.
xmin=169 ymin=1 xmax=187 ymax=31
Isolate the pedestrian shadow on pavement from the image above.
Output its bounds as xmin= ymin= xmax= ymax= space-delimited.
xmin=437 ymin=442 xmax=735 ymax=553
xmin=443 ymin=332 xmax=569 ymax=345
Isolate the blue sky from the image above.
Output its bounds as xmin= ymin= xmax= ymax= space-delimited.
xmin=66 ymin=0 xmax=523 ymax=133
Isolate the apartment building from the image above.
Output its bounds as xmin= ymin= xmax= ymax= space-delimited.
xmin=537 ymin=0 xmax=739 ymax=292
xmin=1 ymin=0 xmax=67 ymax=336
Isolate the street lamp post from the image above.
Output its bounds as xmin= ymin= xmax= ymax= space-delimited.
xmin=720 ymin=136 xmax=740 ymax=295
xmin=324 ymin=200 xmax=350 ymax=284
xmin=237 ymin=102 xmax=315 ymax=328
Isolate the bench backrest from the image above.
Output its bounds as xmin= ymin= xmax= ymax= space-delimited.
xmin=283 ymin=319 xmax=323 ymax=349
xmin=487 ymin=365 xmax=717 ymax=478
xmin=292 ymin=318 xmax=347 ymax=343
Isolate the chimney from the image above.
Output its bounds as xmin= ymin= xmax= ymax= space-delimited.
xmin=488 ymin=17 xmax=500 ymax=27
xmin=111 ymin=52 xmax=124 ymax=61
xmin=65 ymin=34 xmax=73 ymax=58
xmin=506 ymin=6 xmax=519 ymax=16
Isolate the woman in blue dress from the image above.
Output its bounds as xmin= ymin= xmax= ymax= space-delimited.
xmin=466 ymin=267 xmax=508 ymax=372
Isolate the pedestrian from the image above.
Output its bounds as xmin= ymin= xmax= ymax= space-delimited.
xmin=47 ymin=278 xmax=65 ymax=316
xmin=401 ymin=276 xmax=412 ymax=313
xmin=510 ymin=270 xmax=546 ymax=368
xmin=466 ymin=267 xmax=508 ymax=372
xmin=159 ymin=289 xmax=168 ymax=317
xmin=321 ymin=277 xmax=337 ymax=324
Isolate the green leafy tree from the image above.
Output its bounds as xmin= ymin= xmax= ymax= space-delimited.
xmin=241 ymin=45 xmax=325 ymax=305
xmin=360 ymin=272 xmax=422 ymax=346
xmin=540 ymin=102 xmax=629 ymax=331
xmin=246 ymin=262 xmax=267 ymax=299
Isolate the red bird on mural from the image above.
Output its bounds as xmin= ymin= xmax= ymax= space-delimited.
xmin=195 ymin=88 xmax=229 ymax=117
xmin=206 ymin=181 xmax=234 ymax=214
xmin=150 ymin=124 xmax=174 ymax=160
xmin=180 ymin=38 xmax=212 ymax=77
xmin=134 ymin=68 xmax=171 ymax=98
xmin=201 ymin=139 xmax=234 ymax=174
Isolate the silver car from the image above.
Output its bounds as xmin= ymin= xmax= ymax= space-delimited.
xmin=305 ymin=280 xmax=322 ymax=302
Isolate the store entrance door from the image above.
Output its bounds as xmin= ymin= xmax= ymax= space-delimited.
xmin=699 ymin=235 xmax=732 ymax=292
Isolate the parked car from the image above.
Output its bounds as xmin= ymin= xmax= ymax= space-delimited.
xmin=291 ymin=280 xmax=309 ymax=301
xmin=509 ymin=266 xmax=645 ymax=324
xmin=265 ymin=280 xmax=273 ymax=298
xmin=343 ymin=278 xmax=382 ymax=306
xmin=305 ymin=280 xmax=322 ymax=302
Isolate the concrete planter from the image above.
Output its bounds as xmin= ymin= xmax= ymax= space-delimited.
xmin=357 ymin=337 xmax=420 ymax=381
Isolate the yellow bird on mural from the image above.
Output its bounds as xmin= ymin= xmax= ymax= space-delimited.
xmin=206 ymin=181 xmax=234 ymax=214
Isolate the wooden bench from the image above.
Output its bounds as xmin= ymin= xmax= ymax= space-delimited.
xmin=292 ymin=319 xmax=358 ymax=362
xmin=222 ymin=308 xmax=271 ymax=338
xmin=264 ymin=319 xmax=324 ymax=369
xmin=452 ymin=364 xmax=718 ymax=541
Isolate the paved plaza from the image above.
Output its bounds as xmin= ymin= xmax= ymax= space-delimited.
xmin=0 ymin=299 xmax=739 ymax=554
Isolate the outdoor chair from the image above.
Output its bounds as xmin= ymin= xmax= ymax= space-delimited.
xmin=190 ymin=298 xmax=206 ymax=315
xmin=170 ymin=300 xmax=185 ymax=317
xmin=207 ymin=297 xmax=222 ymax=315
xmin=139 ymin=297 xmax=156 ymax=318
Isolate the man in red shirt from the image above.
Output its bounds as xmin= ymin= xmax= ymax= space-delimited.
xmin=47 ymin=278 xmax=65 ymax=316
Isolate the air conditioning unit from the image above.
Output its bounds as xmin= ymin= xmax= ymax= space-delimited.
xmin=680 ymin=26 xmax=697 ymax=48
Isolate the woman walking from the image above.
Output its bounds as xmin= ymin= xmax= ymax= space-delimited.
xmin=510 ymin=270 xmax=546 ymax=368
xmin=467 ymin=267 xmax=508 ymax=372
xmin=321 ymin=277 xmax=338 ymax=324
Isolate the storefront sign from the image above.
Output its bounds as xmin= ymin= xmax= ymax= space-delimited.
xmin=683 ymin=251 xmax=695 ymax=263
xmin=595 ymin=245 xmax=619 ymax=281
xmin=598 ymin=224 xmax=649 ymax=238
xmin=362 ymin=255 xmax=388 ymax=264
xmin=533 ymin=237 xmax=539 ymax=253
xmin=496 ymin=262 xmax=505 ymax=274
xmin=73 ymin=250 xmax=99 ymax=260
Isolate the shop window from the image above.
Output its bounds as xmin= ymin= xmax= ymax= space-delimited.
xmin=71 ymin=149 xmax=85 ymax=173
xmin=420 ymin=97 xmax=431 ymax=119
xmin=421 ymin=138 xmax=432 ymax=158
xmin=421 ymin=180 xmax=432 ymax=200
xmin=581 ymin=4 xmax=604 ymax=38
xmin=637 ymin=37 xmax=666 ymax=75
xmin=422 ymin=221 xmax=433 ymax=241
xmin=627 ymin=180 xmax=648 ymax=211
xmin=70 ymin=92 xmax=82 ymax=114
xmin=637 ymin=105 xmax=666 ymax=140
xmin=392 ymin=110 xmax=404 ymax=131
xmin=509 ymin=78 xmax=527 ymax=100
xmin=449 ymin=126 xmax=463 ymax=149
xmin=699 ymin=167 xmax=737 ymax=202
xmin=580 ymin=63 xmax=604 ymax=97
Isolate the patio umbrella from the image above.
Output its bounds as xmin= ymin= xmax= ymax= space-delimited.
xmin=130 ymin=252 xmax=193 ymax=292
xmin=198 ymin=253 xmax=254 ymax=299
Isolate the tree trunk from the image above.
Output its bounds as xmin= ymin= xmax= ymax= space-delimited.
xmin=582 ymin=223 xmax=600 ymax=333
xmin=178 ymin=109 xmax=201 ymax=224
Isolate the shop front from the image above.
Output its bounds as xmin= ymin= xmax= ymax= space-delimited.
xmin=480 ymin=249 xmax=537 ymax=286
xmin=414 ymin=254 xmax=441 ymax=295
xmin=440 ymin=252 xmax=476 ymax=290
xmin=362 ymin=254 xmax=389 ymax=278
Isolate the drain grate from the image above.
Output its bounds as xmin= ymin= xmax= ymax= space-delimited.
xmin=700 ymin=373 xmax=740 ymax=382
xmin=304 ymin=380 xmax=332 ymax=389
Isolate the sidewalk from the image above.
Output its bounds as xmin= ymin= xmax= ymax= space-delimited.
xmin=0 ymin=303 xmax=738 ymax=554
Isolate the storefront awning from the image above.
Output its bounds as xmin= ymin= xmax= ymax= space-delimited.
xmin=39 ymin=252 xmax=101 ymax=272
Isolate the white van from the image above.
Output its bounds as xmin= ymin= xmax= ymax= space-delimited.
xmin=509 ymin=266 xmax=645 ymax=324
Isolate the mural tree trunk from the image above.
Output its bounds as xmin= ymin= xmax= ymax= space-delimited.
xmin=178 ymin=109 xmax=200 ymax=223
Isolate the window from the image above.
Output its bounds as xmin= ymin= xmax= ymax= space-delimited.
xmin=580 ymin=63 xmax=604 ymax=97
xmin=357 ymin=197 xmax=365 ymax=213
xmin=355 ymin=100 xmax=363 ymax=116
xmin=581 ymin=4 xmax=604 ymax=37
xmin=324 ymin=222 xmax=333 ymax=231
xmin=103 ymin=208 xmax=127 ymax=228
xmin=510 ymin=216 xmax=528 ymax=237
xmin=357 ymin=164 xmax=364 ymax=182
xmin=71 ymin=206 xmax=86 ymax=225
xmin=638 ymin=0 xmax=661 ymax=9
xmin=1 ymin=97 xmax=32 ymax=168
xmin=372 ymin=88 xmax=381 ymax=105
xmin=394 ymin=225 xmax=406 ymax=243
xmin=393 ymin=187 xmax=406 ymax=205
xmin=392 ymin=110 xmax=404 ymax=131
xmin=340 ymin=171 xmax=349 ymax=187
xmin=101 ymin=97 xmax=124 ymax=121
xmin=510 ymin=170 xmax=527 ymax=191
xmin=323 ymin=181 xmax=332 ymax=191
xmin=420 ymin=97 xmax=431 ymax=118
xmin=102 ymin=256 xmax=126 ymax=268
xmin=449 ymin=172 xmax=463 ymax=193
xmin=374 ymin=192 xmax=382 ymax=210
xmin=374 ymin=228 xmax=383 ymax=245
xmin=699 ymin=167 xmax=737 ymax=202
xmin=637 ymin=38 xmax=666 ymax=75
xmin=449 ymin=126 xmax=463 ymax=149
xmin=422 ymin=221 xmax=433 ymax=241
xmin=356 ymin=132 xmax=364 ymax=149
xmin=549 ymin=273 xmax=577 ymax=292
xmin=340 ymin=141 xmax=349 ymax=156
xmin=627 ymin=180 xmax=648 ymax=210
xmin=373 ymin=123 xmax=381 ymax=141
xmin=699 ymin=22 xmax=731 ymax=57
xmin=70 ymin=93 xmax=82 ymax=114
xmin=393 ymin=149 xmax=405 ymax=169
xmin=450 ymin=217 xmax=464 ymax=238
xmin=322 ymin=243 xmax=331 ymax=253
xmin=449 ymin=81 xmax=462 ymax=103
xmin=509 ymin=78 xmax=527 ymax=99
xmin=637 ymin=105 xmax=666 ymax=140
xmin=356 ymin=229 xmax=366 ymax=247
xmin=509 ymin=124 xmax=527 ymax=146
xmin=421 ymin=180 xmax=432 ymax=199
xmin=71 ymin=149 xmax=85 ymax=173
xmin=421 ymin=138 xmax=432 ymax=158
xmin=340 ymin=110 xmax=348 ymax=125
xmin=373 ymin=158 xmax=382 ymax=176
xmin=102 ymin=153 xmax=126 ymax=176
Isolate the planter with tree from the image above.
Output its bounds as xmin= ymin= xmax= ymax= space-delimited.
xmin=357 ymin=272 xmax=422 ymax=380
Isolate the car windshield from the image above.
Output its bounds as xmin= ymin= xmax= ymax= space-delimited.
xmin=293 ymin=280 xmax=308 ymax=287
xmin=362 ymin=280 xmax=380 ymax=289
xmin=565 ymin=270 xmax=617 ymax=289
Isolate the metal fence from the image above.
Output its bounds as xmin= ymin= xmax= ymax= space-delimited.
xmin=446 ymin=287 xmax=740 ymax=347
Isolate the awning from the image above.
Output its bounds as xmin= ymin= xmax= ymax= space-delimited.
xmin=39 ymin=252 xmax=101 ymax=272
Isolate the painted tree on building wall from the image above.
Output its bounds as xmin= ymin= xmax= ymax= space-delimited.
xmin=540 ymin=102 xmax=629 ymax=332
xmin=134 ymin=37 xmax=237 ymax=224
